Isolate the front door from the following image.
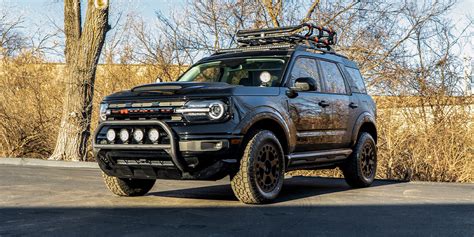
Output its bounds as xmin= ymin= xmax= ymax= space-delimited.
xmin=287 ymin=57 xmax=334 ymax=151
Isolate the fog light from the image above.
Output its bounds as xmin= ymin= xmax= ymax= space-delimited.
xmin=106 ymin=129 xmax=116 ymax=142
xmin=119 ymin=129 xmax=129 ymax=142
xmin=133 ymin=128 xmax=144 ymax=142
xmin=148 ymin=128 xmax=159 ymax=143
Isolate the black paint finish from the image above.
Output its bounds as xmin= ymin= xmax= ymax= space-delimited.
xmin=94 ymin=47 xmax=376 ymax=180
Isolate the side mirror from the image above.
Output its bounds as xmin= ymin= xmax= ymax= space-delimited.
xmin=286 ymin=77 xmax=317 ymax=98
xmin=293 ymin=77 xmax=317 ymax=91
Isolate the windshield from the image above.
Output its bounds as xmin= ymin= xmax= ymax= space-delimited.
xmin=178 ymin=57 xmax=287 ymax=87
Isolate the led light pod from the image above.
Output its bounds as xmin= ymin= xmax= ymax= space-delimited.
xmin=133 ymin=128 xmax=144 ymax=142
xmin=119 ymin=129 xmax=129 ymax=142
xmin=148 ymin=128 xmax=160 ymax=143
xmin=106 ymin=129 xmax=116 ymax=142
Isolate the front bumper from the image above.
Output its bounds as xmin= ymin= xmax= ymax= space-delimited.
xmin=93 ymin=120 xmax=241 ymax=180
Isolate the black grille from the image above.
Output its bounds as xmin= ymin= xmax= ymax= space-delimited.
xmin=106 ymin=100 xmax=185 ymax=122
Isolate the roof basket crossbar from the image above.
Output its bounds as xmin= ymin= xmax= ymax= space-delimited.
xmin=236 ymin=23 xmax=337 ymax=52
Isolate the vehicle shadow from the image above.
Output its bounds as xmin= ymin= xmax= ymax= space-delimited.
xmin=148 ymin=176 xmax=403 ymax=203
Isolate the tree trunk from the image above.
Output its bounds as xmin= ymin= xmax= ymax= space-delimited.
xmin=50 ymin=0 xmax=109 ymax=161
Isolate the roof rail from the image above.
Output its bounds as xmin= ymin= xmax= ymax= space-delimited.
xmin=236 ymin=23 xmax=337 ymax=52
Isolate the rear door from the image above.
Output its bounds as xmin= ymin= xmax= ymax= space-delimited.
xmin=343 ymin=66 xmax=371 ymax=139
xmin=316 ymin=59 xmax=352 ymax=148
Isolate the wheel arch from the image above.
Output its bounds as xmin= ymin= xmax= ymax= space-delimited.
xmin=351 ymin=112 xmax=377 ymax=146
xmin=235 ymin=107 xmax=296 ymax=156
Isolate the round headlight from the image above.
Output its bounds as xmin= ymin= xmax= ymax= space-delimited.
xmin=133 ymin=128 xmax=144 ymax=142
xmin=106 ymin=129 xmax=116 ymax=142
xmin=119 ymin=129 xmax=129 ymax=142
xmin=99 ymin=103 xmax=109 ymax=122
xmin=209 ymin=102 xmax=225 ymax=120
xmin=148 ymin=128 xmax=159 ymax=143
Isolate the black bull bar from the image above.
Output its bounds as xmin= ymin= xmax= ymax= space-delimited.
xmin=92 ymin=120 xmax=189 ymax=172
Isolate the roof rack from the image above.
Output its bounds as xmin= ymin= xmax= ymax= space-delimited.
xmin=217 ymin=43 xmax=296 ymax=53
xmin=236 ymin=23 xmax=337 ymax=52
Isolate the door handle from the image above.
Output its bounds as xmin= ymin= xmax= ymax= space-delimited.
xmin=318 ymin=100 xmax=330 ymax=107
xmin=349 ymin=102 xmax=358 ymax=109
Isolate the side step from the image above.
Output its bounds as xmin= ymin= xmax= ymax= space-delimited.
xmin=286 ymin=149 xmax=352 ymax=169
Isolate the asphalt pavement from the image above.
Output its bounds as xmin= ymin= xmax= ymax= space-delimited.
xmin=0 ymin=165 xmax=473 ymax=236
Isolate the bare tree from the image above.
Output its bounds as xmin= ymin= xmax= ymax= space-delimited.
xmin=131 ymin=0 xmax=303 ymax=67
xmin=0 ymin=9 xmax=25 ymax=57
xmin=49 ymin=0 xmax=109 ymax=161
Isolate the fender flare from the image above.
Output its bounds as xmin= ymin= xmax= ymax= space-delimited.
xmin=233 ymin=106 xmax=296 ymax=153
xmin=351 ymin=112 xmax=377 ymax=146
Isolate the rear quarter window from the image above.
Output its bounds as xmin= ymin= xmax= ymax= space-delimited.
xmin=345 ymin=67 xmax=367 ymax=94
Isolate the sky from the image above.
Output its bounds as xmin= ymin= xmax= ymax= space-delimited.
xmin=1 ymin=0 xmax=473 ymax=59
xmin=1 ymin=0 xmax=184 ymax=26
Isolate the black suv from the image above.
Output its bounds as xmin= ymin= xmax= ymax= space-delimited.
xmin=93 ymin=24 xmax=377 ymax=204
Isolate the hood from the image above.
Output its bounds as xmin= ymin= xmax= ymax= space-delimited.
xmin=103 ymin=82 xmax=280 ymax=101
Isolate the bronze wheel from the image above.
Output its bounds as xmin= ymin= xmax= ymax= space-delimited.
xmin=341 ymin=132 xmax=377 ymax=188
xmin=360 ymin=142 xmax=376 ymax=180
xmin=254 ymin=143 xmax=281 ymax=193
xmin=230 ymin=130 xmax=285 ymax=204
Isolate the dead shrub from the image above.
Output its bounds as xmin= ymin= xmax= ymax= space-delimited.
xmin=376 ymin=97 xmax=474 ymax=182
xmin=0 ymin=53 xmax=62 ymax=158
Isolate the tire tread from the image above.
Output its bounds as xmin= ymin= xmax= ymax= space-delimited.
xmin=102 ymin=172 xmax=155 ymax=196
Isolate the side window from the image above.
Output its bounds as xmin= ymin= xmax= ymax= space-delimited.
xmin=346 ymin=67 xmax=367 ymax=94
xmin=290 ymin=57 xmax=322 ymax=92
xmin=319 ymin=61 xmax=347 ymax=94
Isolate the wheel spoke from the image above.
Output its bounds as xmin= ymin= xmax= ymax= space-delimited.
xmin=268 ymin=174 xmax=275 ymax=184
xmin=271 ymin=158 xmax=279 ymax=166
xmin=253 ymin=143 xmax=282 ymax=193
xmin=361 ymin=157 xmax=366 ymax=166
xmin=359 ymin=142 xmax=376 ymax=179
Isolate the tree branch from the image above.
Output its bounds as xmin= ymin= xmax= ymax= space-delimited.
xmin=301 ymin=0 xmax=320 ymax=23
xmin=321 ymin=0 xmax=359 ymax=26
xmin=262 ymin=0 xmax=281 ymax=27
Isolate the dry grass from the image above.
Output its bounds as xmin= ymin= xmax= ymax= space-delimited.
xmin=0 ymin=54 xmax=62 ymax=158
xmin=375 ymin=97 xmax=474 ymax=182
xmin=291 ymin=97 xmax=474 ymax=183
xmin=0 ymin=57 xmax=472 ymax=182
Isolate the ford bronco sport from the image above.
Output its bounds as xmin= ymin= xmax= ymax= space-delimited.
xmin=93 ymin=24 xmax=377 ymax=204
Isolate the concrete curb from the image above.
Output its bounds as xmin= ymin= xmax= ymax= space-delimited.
xmin=0 ymin=158 xmax=99 ymax=169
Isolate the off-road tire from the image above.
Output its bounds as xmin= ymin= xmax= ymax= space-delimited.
xmin=102 ymin=172 xmax=156 ymax=196
xmin=341 ymin=132 xmax=377 ymax=188
xmin=230 ymin=130 xmax=285 ymax=204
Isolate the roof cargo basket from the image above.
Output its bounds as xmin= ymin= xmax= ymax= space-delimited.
xmin=236 ymin=23 xmax=337 ymax=52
